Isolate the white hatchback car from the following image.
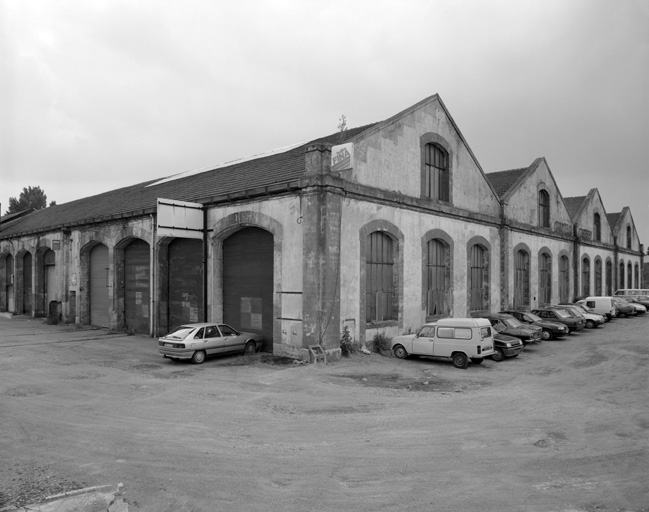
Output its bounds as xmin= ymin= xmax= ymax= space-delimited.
xmin=158 ymin=323 xmax=264 ymax=364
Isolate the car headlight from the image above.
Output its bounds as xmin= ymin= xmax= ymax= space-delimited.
xmin=506 ymin=343 xmax=512 ymax=348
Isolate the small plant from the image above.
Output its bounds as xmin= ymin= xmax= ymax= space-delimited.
xmin=340 ymin=325 xmax=356 ymax=357
xmin=372 ymin=332 xmax=392 ymax=354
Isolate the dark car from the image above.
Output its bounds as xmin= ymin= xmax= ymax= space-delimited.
xmin=490 ymin=332 xmax=524 ymax=362
xmin=500 ymin=310 xmax=569 ymax=341
xmin=612 ymin=298 xmax=636 ymax=318
xmin=482 ymin=313 xmax=542 ymax=345
xmin=531 ymin=307 xmax=586 ymax=332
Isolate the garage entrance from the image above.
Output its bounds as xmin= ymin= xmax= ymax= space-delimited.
xmin=124 ymin=239 xmax=150 ymax=333
xmin=22 ymin=252 xmax=32 ymax=315
xmin=90 ymin=244 xmax=110 ymax=327
xmin=167 ymin=238 xmax=203 ymax=332
xmin=223 ymin=227 xmax=273 ymax=351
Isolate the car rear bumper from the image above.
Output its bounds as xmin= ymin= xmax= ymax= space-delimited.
xmin=158 ymin=346 xmax=194 ymax=359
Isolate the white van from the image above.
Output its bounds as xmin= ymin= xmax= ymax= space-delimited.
xmin=577 ymin=297 xmax=617 ymax=321
xmin=390 ymin=318 xmax=495 ymax=369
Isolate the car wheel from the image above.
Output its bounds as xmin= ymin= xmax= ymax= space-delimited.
xmin=244 ymin=341 xmax=257 ymax=356
xmin=393 ymin=345 xmax=408 ymax=359
xmin=470 ymin=357 xmax=484 ymax=364
xmin=491 ymin=348 xmax=505 ymax=362
xmin=541 ymin=329 xmax=553 ymax=341
xmin=452 ymin=353 xmax=469 ymax=369
xmin=585 ymin=320 xmax=595 ymax=329
xmin=191 ymin=350 xmax=206 ymax=364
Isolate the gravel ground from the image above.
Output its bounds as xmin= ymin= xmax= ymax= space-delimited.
xmin=0 ymin=315 xmax=648 ymax=511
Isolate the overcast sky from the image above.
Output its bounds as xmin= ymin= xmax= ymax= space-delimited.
xmin=2 ymin=0 xmax=648 ymax=246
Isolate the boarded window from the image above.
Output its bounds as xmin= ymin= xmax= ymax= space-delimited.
xmin=426 ymin=239 xmax=448 ymax=316
xmin=619 ymin=261 xmax=625 ymax=288
xmin=581 ymin=257 xmax=591 ymax=297
xmin=514 ymin=250 xmax=530 ymax=308
xmin=605 ymin=260 xmax=613 ymax=295
xmin=469 ymin=244 xmax=487 ymax=312
xmin=594 ymin=259 xmax=603 ymax=296
xmin=628 ymin=262 xmax=633 ymax=288
xmin=538 ymin=190 xmax=550 ymax=227
xmin=559 ymin=255 xmax=570 ymax=303
xmin=366 ymin=232 xmax=395 ymax=322
xmin=538 ymin=253 xmax=551 ymax=306
xmin=423 ymin=144 xmax=449 ymax=202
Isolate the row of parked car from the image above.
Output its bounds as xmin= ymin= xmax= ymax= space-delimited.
xmin=390 ymin=294 xmax=648 ymax=369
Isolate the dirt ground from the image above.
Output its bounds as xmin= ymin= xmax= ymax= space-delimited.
xmin=0 ymin=315 xmax=648 ymax=512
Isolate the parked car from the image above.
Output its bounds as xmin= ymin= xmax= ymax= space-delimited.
xmin=576 ymin=297 xmax=617 ymax=321
xmin=158 ymin=323 xmax=264 ymax=364
xmin=616 ymin=297 xmax=647 ymax=315
xmin=482 ymin=313 xmax=542 ymax=345
xmin=618 ymin=295 xmax=649 ymax=309
xmin=500 ymin=310 xmax=569 ymax=340
xmin=391 ymin=318 xmax=495 ymax=369
xmin=612 ymin=297 xmax=636 ymax=318
xmin=491 ymin=332 xmax=525 ymax=362
xmin=531 ymin=307 xmax=586 ymax=332
xmin=558 ymin=303 xmax=605 ymax=329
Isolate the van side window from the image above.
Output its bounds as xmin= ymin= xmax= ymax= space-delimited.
xmin=455 ymin=328 xmax=472 ymax=340
xmin=586 ymin=301 xmax=595 ymax=308
xmin=437 ymin=327 xmax=455 ymax=339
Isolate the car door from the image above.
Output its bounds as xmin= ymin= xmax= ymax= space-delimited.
xmin=218 ymin=324 xmax=245 ymax=353
xmin=412 ymin=326 xmax=435 ymax=356
xmin=203 ymin=325 xmax=221 ymax=355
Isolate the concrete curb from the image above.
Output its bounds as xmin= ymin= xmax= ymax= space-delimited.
xmin=2 ymin=484 xmax=127 ymax=512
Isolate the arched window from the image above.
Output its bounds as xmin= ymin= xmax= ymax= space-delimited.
xmin=538 ymin=190 xmax=550 ymax=227
xmin=468 ymin=244 xmax=488 ymax=312
xmin=626 ymin=225 xmax=632 ymax=249
xmin=594 ymin=258 xmax=602 ymax=296
xmin=619 ymin=261 xmax=625 ymax=289
xmin=605 ymin=260 xmax=613 ymax=295
xmin=426 ymin=239 xmax=450 ymax=317
xmin=559 ymin=255 xmax=570 ymax=303
xmin=423 ymin=143 xmax=449 ymax=202
xmin=581 ymin=257 xmax=591 ymax=297
xmin=538 ymin=252 xmax=552 ymax=306
xmin=514 ymin=249 xmax=530 ymax=308
xmin=366 ymin=232 xmax=395 ymax=322
xmin=635 ymin=263 xmax=640 ymax=289
xmin=593 ymin=213 xmax=601 ymax=241
xmin=628 ymin=262 xmax=633 ymax=289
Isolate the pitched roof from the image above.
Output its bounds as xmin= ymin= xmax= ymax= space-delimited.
xmin=607 ymin=212 xmax=622 ymax=233
xmin=563 ymin=196 xmax=587 ymax=220
xmin=484 ymin=168 xmax=528 ymax=198
xmin=0 ymin=124 xmax=378 ymax=239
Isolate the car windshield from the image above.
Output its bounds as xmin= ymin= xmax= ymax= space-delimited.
xmin=503 ymin=317 xmax=523 ymax=328
xmin=163 ymin=326 xmax=196 ymax=340
xmin=525 ymin=313 xmax=542 ymax=322
xmin=554 ymin=309 xmax=570 ymax=319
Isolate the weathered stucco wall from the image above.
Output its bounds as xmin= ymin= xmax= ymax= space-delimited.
xmin=349 ymin=99 xmax=500 ymax=217
xmin=338 ymin=195 xmax=500 ymax=346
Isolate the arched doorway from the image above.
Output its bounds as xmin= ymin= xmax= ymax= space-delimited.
xmin=90 ymin=244 xmax=110 ymax=327
xmin=4 ymin=254 xmax=14 ymax=312
xmin=22 ymin=252 xmax=33 ymax=315
xmin=514 ymin=249 xmax=530 ymax=309
xmin=42 ymin=249 xmax=57 ymax=314
xmin=167 ymin=238 xmax=203 ymax=332
xmin=223 ymin=227 xmax=273 ymax=351
xmin=124 ymin=239 xmax=151 ymax=333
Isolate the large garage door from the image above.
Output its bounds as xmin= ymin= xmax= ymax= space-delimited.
xmin=5 ymin=254 xmax=14 ymax=312
xmin=124 ymin=239 xmax=150 ymax=333
xmin=168 ymin=239 xmax=203 ymax=331
xmin=90 ymin=244 xmax=110 ymax=327
xmin=223 ymin=227 xmax=273 ymax=351
xmin=23 ymin=252 xmax=32 ymax=315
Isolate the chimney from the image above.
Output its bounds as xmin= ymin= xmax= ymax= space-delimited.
xmin=305 ymin=144 xmax=332 ymax=176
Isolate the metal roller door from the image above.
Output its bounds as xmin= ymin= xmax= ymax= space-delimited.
xmin=223 ymin=227 xmax=273 ymax=351
xmin=124 ymin=239 xmax=150 ymax=333
xmin=90 ymin=244 xmax=110 ymax=327
xmin=23 ymin=253 xmax=32 ymax=315
xmin=168 ymin=239 xmax=203 ymax=331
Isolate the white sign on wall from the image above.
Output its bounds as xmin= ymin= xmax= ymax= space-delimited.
xmin=331 ymin=143 xmax=354 ymax=172
xmin=157 ymin=198 xmax=204 ymax=239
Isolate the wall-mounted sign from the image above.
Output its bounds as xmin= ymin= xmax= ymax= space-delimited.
xmin=52 ymin=240 xmax=61 ymax=250
xmin=331 ymin=143 xmax=354 ymax=172
xmin=157 ymin=198 xmax=204 ymax=239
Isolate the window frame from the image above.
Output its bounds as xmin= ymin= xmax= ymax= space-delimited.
xmin=538 ymin=189 xmax=550 ymax=227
